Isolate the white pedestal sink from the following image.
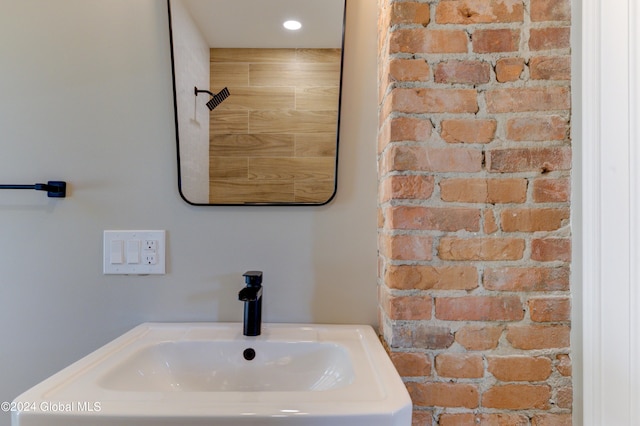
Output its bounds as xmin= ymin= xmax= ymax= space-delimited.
xmin=12 ymin=323 xmax=412 ymax=425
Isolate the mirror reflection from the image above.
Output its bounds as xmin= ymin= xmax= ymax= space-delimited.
xmin=169 ymin=0 xmax=346 ymax=205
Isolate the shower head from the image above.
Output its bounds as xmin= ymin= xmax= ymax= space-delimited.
xmin=194 ymin=86 xmax=230 ymax=111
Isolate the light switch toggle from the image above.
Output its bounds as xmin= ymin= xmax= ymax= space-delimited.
xmin=110 ymin=240 xmax=124 ymax=264
xmin=127 ymin=240 xmax=141 ymax=264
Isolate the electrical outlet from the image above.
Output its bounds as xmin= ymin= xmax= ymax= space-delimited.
xmin=103 ymin=230 xmax=165 ymax=275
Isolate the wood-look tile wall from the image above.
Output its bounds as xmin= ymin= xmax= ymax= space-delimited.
xmin=209 ymin=48 xmax=341 ymax=204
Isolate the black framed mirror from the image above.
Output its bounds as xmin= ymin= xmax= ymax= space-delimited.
xmin=168 ymin=0 xmax=346 ymax=205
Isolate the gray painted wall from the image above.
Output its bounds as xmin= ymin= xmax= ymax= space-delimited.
xmin=0 ymin=1 xmax=377 ymax=424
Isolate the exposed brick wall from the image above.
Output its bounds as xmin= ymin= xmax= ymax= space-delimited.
xmin=377 ymin=0 xmax=572 ymax=424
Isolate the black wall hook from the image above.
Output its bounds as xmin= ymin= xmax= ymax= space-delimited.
xmin=0 ymin=181 xmax=66 ymax=198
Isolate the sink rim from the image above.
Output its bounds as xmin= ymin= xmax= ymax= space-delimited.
xmin=13 ymin=322 xmax=412 ymax=421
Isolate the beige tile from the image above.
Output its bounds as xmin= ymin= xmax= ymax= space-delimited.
xmin=210 ymin=110 xmax=248 ymax=134
xmin=250 ymin=110 xmax=338 ymax=134
xmin=294 ymin=180 xmax=336 ymax=203
xmin=209 ymin=180 xmax=295 ymax=204
xmin=295 ymin=133 xmax=337 ymax=157
xmin=248 ymin=157 xmax=336 ymax=181
xmin=211 ymin=48 xmax=297 ymax=63
xmin=209 ymin=157 xmax=247 ymax=179
xmin=211 ymin=63 xmax=249 ymax=87
xmin=216 ymin=87 xmax=295 ymax=111
xmin=211 ymin=134 xmax=295 ymax=157
xmin=296 ymin=86 xmax=340 ymax=110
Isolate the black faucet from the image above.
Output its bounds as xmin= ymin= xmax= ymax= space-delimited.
xmin=238 ymin=271 xmax=263 ymax=336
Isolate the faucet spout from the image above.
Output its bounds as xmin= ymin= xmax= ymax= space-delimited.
xmin=239 ymin=271 xmax=263 ymax=336
xmin=239 ymin=286 xmax=262 ymax=302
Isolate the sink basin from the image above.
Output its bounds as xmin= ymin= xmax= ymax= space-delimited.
xmin=98 ymin=340 xmax=353 ymax=392
xmin=12 ymin=323 xmax=411 ymax=425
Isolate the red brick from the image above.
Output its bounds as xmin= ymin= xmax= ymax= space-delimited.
xmin=530 ymin=56 xmax=571 ymax=80
xmin=434 ymin=60 xmax=491 ymax=84
xmin=484 ymin=209 xmax=499 ymax=234
xmin=531 ymin=0 xmax=571 ymax=22
xmin=390 ymin=2 xmax=431 ymax=25
xmin=435 ymin=296 xmax=524 ymax=321
xmin=501 ymin=207 xmax=570 ymax=232
xmin=414 ymin=326 xmax=456 ymax=350
xmin=506 ymin=115 xmax=569 ymax=141
xmin=495 ymin=57 xmax=525 ymax=82
xmin=533 ymin=177 xmax=571 ymax=202
xmin=385 ymin=264 xmax=479 ymax=291
xmin=378 ymin=7 xmax=390 ymax=61
xmin=390 ymin=352 xmax=432 ymax=377
xmin=485 ymin=86 xmax=570 ymax=112
xmin=473 ymin=29 xmax=520 ymax=53
xmin=438 ymin=237 xmax=525 ymax=261
xmin=379 ymin=233 xmax=433 ymax=261
xmin=385 ymin=116 xmax=434 ymax=145
xmin=378 ymin=0 xmax=574 ymax=416
xmin=557 ymin=386 xmax=573 ymax=409
xmin=381 ymin=289 xmax=432 ymax=320
xmin=386 ymin=205 xmax=481 ymax=232
xmin=435 ymin=0 xmax=524 ymax=24
xmin=532 ymin=414 xmax=572 ymax=426
xmin=440 ymin=413 xmax=529 ymax=426
xmin=435 ymin=353 xmax=484 ymax=379
xmin=383 ymin=145 xmax=484 ymax=173
xmin=406 ymin=382 xmax=479 ymax=408
xmin=438 ymin=414 xmax=474 ymax=426
xmin=487 ymin=147 xmax=572 ymax=173
xmin=389 ymin=58 xmax=431 ymax=82
xmin=380 ymin=175 xmax=435 ymax=202
xmin=506 ymin=324 xmax=570 ymax=349
xmin=528 ymin=298 xmax=571 ymax=322
xmin=379 ymin=58 xmax=391 ymax=102
xmin=378 ymin=119 xmax=391 ymax=153
xmin=379 ymin=87 xmax=394 ymax=125
xmin=531 ymin=238 xmax=571 ymax=262
xmin=378 ymin=1 xmax=391 ymax=51
xmin=440 ymin=178 xmax=527 ymax=203
xmin=378 ymin=120 xmax=391 ymax=154
xmin=412 ymin=411 xmax=433 ymax=426
xmin=390 ymin=28 xmax=469 ymax=54
xmin=391 ymin=87 xmax=479 ymax=113
xmin=556 ymin=354 xmax=572 ymax=376
xmin=483 ymin=384 xmax=551 ymax=409
xmin=441 ymin=119 xmax=497 ymax=143
xmin=484 ymin=266 xmax=570 ymax=291
xmin=455 ymin=325 xmax=504 ymax=350
xmin=390 ymin=324 xmax=455 ymax=349
xmin=529 ymin=27 xmax=571 ymax=51
xmin=488 ymin=356 xmax=552 ymax=381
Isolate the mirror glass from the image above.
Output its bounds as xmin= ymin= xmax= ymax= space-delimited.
xmin=168 ymin=0 xmax=346 ymax=205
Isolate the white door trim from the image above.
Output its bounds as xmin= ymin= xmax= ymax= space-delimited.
xmin=581 ymin=0 xmax=639 ymax=423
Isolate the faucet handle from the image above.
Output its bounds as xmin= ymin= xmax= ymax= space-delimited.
xmin=243 ymin=270 xmax=263 ymax=287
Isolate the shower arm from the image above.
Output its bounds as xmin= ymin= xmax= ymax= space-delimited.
xmin=194 ymin=87 xmax=214 ymax=97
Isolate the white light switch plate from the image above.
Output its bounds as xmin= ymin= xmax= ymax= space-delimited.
xmin=103 ymin=230 xmax=165 ymax=275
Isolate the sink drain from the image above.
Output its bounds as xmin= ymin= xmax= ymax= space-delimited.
xmin=243 ymin=348 xmax=256 ymax=361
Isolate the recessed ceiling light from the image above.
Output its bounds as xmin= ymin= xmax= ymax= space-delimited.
xmin=283 ymin=20 xmax=302 ymax=30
